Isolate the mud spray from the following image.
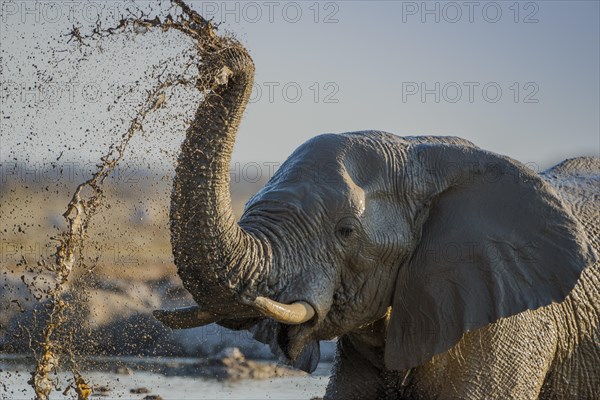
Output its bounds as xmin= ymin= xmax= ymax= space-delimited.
xmin=6 ymin=1 xmax=237 ymax=398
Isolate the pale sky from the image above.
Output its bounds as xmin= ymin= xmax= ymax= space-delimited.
xmin=1 ymin=0 xmax=599 ymax=175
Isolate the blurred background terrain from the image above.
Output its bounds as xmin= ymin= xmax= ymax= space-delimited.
xmin=1 ymin=168 xmax=330 ymax=360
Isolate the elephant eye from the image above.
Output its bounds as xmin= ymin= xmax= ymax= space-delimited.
xmin=337 ymin=226 xmax=354 ymax=239
xmin=335 ymin=216 xmax=360 ymax=241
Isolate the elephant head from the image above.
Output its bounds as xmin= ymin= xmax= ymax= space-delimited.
xmin=156 ymin=17 xmax=595 ymax=372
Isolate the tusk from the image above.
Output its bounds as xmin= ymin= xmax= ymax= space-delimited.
xmin=153 ymin=306 xmax=221 ymax=329
xmin=253 ymin=296 xmax=315 ymax=325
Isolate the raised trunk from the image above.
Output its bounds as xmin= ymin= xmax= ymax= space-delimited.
xmin=169 ymin=45 xmax=267 ymax=313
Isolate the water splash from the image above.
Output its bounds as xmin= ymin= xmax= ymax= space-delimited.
xmin=18 ymin=1 xmax=234 ymax=398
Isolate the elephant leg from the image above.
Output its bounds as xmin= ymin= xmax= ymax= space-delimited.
xmin=325 ymin=319 xmax=389 ymax=400
xmin=539 ymin=267 xmax=600 ymax=399
xmin=404 ymin=310 xmax=559 ymax=400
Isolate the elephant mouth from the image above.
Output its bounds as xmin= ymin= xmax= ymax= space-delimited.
xmin=238 ymin=295 xmax=328 ymax=373
xmin=250 ymin=309 xmax=322 ymax=373
xmin=277 ymin=324 xmax=321 ymax=372
xmin=154 ymin=295 xmax=322 ymax=372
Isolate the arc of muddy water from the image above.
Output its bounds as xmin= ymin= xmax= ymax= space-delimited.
xmin=29 ymin=2 xmax=216 ymax=397
xmin=31 ymin=80 xmax=180 ymax=400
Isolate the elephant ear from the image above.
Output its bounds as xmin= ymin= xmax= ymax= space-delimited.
xmin=384 ymin=144 xmax=596 ymax=371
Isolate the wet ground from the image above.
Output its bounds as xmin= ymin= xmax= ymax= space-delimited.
xmin=0 ymin=355 xmax=331 ymax=400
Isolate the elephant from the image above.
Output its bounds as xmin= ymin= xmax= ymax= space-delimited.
xmin=152 ymin=8 xmax=599 ymax=399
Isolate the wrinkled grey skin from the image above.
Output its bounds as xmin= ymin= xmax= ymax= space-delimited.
xmin=166 ymin=42 xmax=599 ymax=399
xmin=323 ymin=156 xmax=600 ymax=400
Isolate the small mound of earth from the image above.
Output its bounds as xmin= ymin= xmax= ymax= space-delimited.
xmin=197 ymin=347 xmax=307 ymax=381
